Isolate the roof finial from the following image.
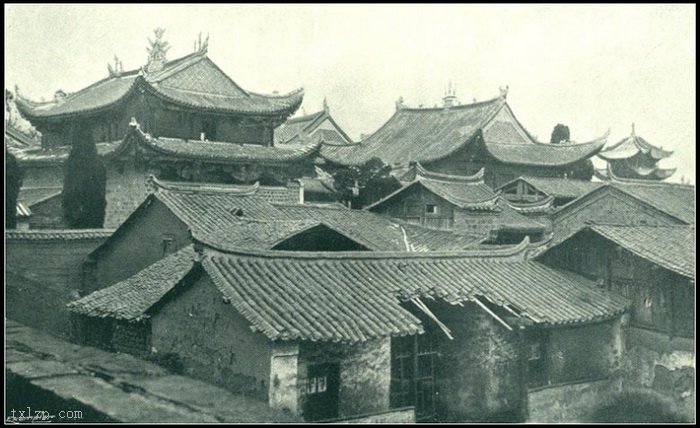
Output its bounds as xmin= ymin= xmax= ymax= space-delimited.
xmin=108 ymin=55 xmax=123 ymax=78
xmin=395 ymin=96 xmax=405 ymax=111
xmin=631 ymin=122 xmax=635 ymax=136
xmin=323 ymin=97 xmax=329 ymax=113
xmin=499 ymin=85 xmax=509 ymax=99
xmin=443 ymin=82 xmax=457 ymax=108
xmin=146 ymin=28 xmax=170 ymax=73
xmin=195 ymin=32 xmax=209 ymax=53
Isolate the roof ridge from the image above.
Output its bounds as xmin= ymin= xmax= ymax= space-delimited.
xmin=399 ymin=95 xmax=504 ymax=112
xmin=414 ymin=163 xmax=485 ymax=183
xmin=285 ymin=110 xmax=325 ymax=124
xmin=199 ymin=236 xmax=531 ymax=260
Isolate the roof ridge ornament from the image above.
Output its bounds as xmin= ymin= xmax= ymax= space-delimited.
xmin=631 ymin=122 xmax=636 ymax=136
xmin=499 ymin=85 xmax=509 ymax=99
xmin=395 ymin=96 xmax=405 ymax=111
xmin=108 ymin=55 xmax=123 ymax=78
xmin=146 ymin=28 xmax=170 ymax=73
xmin=194 ymin=31 xmax=209 ymax=54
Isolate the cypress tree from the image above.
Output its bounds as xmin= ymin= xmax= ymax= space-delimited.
xmin=62 ymin=128 xmax=107 ymax=228
xmin=6 ymin=148 xmax=23 ymax=229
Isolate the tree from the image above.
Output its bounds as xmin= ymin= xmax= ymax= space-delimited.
xmin=550 ymin=123 xmax=570 ymax=144
xmin=567 ymin=159 xmax=595 ymax=180
xmin=330 ymin=157 xmax=401 ymax=209
xmin=62 ymin=128 xmax=107 ymax=228
xmin=6 ymin=148 xmax=23 ymax=229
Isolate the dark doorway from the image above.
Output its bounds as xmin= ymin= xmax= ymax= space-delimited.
xmin=202 ymin=119 xmax=217 ymax=141
xmin=303 ymin=363 xmax=340 ymax=421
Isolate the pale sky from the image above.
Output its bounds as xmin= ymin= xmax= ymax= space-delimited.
xmin=5 ymin=4 xmax=696 ymax=183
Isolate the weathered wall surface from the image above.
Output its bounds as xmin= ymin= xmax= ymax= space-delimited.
xmin=6 ymin=234 xmax=108 ymax=338
xmin=527 ymin=378 xmax=620 ymax=422
xmin=299 ymin=338 xmax=392 ymax=420
xmin=150 ymin=275 xmax=271 ymax=400
xmin=89 ymin=199 xmax=189 ymax=294
xmin=112 ymin=320 xmax=151 ymax=357
xmin=104 ymin=163 xmax=149 ymax=229
xmin=621 ymin=327 xmax=695 ymax=420
xmin=269 ymin=342 xmax=300 ymax=414
xmin=545 ymin=321 xmax=621 ymax=384
xmin=28 ymin=195 xmax=67 ymax=229
xmin=432 ymin=303 xmax=523 ymax=422
xmin=20 ymin=165 xmax=64 ymax=188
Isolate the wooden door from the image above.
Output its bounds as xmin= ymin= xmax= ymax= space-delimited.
xmin=303 ymin=363 xmax=340 ymax=421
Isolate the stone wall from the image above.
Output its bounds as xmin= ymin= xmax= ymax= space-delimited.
xmin=527 ymin=378 xmax=620 ymax=422
xmin=621 ymin=327 xmax=695 ymax=420
xmin=150 ymin=274 xmax=272 ymax=401
xmin=5 ymin=233 xmax=109 ymax=338
xmin=88 ymin=199 xmax=190 ymax=294
xmin=431 ymin=302 xmax=524 ymax=422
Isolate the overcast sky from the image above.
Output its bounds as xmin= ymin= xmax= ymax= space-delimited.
xmin=5 ymin=4 xmax=696 ymax=183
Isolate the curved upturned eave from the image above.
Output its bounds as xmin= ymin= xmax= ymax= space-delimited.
xmin=128 ymin=126 xmax=321 ymax=165
xmin=15 ymin=75 xmax=304 ymax=121
xmin=142 ymin=81 xmax=305 ymax=117
xmin=14 ymin=77 xmax=140 ymax=122
xmin=319 ymin=97 xmax=507 ymax=167
xmin=483 ymin=137 xmax=606 ymax=167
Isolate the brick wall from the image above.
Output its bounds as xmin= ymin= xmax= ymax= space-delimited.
xmin=527 ymin=378 xmax=620 ymax=422
xmin=19 ymin=164 xmax=64 ymax=188
xmin=104 ymin=163 xmax=150 ymax=229
xmin=150 ymin=274 xmax=272 ymax=400
xmin=113 ymin=320 xmax=151 ymax=357
xmin=6 ymin=233 xmax=109 ymax=338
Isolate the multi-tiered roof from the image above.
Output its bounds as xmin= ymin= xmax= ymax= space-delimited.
xmin=597 ymin=124 xmax=676 ymax=180
xmin=14 ymin=31 xmax=303 ymax=127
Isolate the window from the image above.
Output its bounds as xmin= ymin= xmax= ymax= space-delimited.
xmin=425 ymin=204 xmax=438 ymax=214
xmin=306 ymin=376 xmax=327 ymax=394
xmin=162 ymin=234 xmax=176 ymax=256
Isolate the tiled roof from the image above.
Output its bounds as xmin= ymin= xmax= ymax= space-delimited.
xmin=274 ymin=111 xmax=325 ymax=143
xmin=397 ymin=222 xmax=485 ymax=251
xmin=146 ymin=176 xmax=295 ymax=234
xmin=367 ymin=165 xmax=499 ymax=211
xmin=202 ymin=247 xmax=629 ymax=342
xmin=598 ymin=130 xmax=673 ymax=161
xmin=581 ymin=225 xmax=694 ymax=279
xmin=270 ymin=202 xmax=488 ymax=252
xmin=499 ymin=176 xmax=603 ymax=199
xmin=491 ymin=199 xmax=548 ymax=231
xmin=8 ymin=140 xmax=122 ymax=164
xmin=484 ymin=138 xmax=604 ymax=167
xmin=271 ymin=203 xmax=413 ymax=251
xmin=68 ymin=246 xmax=197 ymax=321
xmin=613 ymin=181 xmax=695 ymax=224
xmin=194 ymin=220 xmax=377 ymax=253
xmin=505 ymin=196 xmax=556 ymax=214
xmin=5 ymin=125 xmax=40 ymax=148
xmin=16 ymin=52 xmax=303 ymax=119
xmin=595 ymin=163 xmax=676 ymax=181
xmin=17 ymin=187 xmax=62 ymax=207
xmin=320 ymin=97 xmax=504 ymax=166
xmin=125 ymin=125 xmax=321 ymax=164
xmin=320 ymin=95 xmax=605 ymax=167
xmin=6 ymin=229 xmax=115 ymax=241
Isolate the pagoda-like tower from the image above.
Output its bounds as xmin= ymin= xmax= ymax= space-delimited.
xmin=14 ymin=29 xmax=304 ymax=149
xmin=596 ymin=124 xmax=675 ymax=180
